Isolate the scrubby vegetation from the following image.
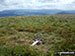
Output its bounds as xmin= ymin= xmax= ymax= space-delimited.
xmin=0 ymin=15 xmax=75 ymax=56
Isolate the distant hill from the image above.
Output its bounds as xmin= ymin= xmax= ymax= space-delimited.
xmin=57 ymin=10 xmax=75 ymax=14
xmin=0 ymin=9 xmax=62 ymax=17
xmin=0 ymin=9 xmax=75 ymax=17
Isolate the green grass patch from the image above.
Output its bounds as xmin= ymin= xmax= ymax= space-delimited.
xmin=0 ymin=15 xmax=75 ymax=56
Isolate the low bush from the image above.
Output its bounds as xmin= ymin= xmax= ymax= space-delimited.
xmin=0 ymin=45 xmax=45 ymax=56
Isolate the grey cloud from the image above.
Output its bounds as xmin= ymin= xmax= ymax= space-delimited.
xmin=0 ymin=0 xmax=5 ymax=4
xmin=0 ymin=0 xmax=19 ymax=6
xmin=0 ymin=0 xmax=5 ymax=3
xmin=72 ymin=1 xmax=75 ymax=5
xmin=11 ymin=3 xmax=18 ymax=5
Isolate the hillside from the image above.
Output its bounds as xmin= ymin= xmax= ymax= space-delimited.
xmin=0 ymin=15 xmax=75 ymax=56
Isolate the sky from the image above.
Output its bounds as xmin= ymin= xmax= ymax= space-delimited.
xmin=0 ymin=0 xmax=75 ymax=11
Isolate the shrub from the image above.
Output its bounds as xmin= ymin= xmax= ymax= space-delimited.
xmin=0 ymin=45 xmax=45 ymax=56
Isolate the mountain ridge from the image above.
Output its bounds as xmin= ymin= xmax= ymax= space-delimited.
xmin=0 ymin=9 xmax=75 ymax=17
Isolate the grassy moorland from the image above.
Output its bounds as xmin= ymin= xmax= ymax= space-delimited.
xmin=0 ymin=15 xmax=75 ymax=56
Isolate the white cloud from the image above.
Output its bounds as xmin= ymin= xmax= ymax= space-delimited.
xmin=31 ymin=0 xmax=35 ymax=4
xmin=0 ymin=0 xmax=75 ymax=11
xmin=37 ymin=0 xmax=75 ymax=10
xmin=38 ymin=0 xmax=75 ymax=3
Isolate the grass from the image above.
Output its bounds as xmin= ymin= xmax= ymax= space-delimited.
xmin=0 ymin=15 xmax=75 ymax=56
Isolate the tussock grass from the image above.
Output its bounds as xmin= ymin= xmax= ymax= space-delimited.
xmin=0 ymin=15 xmax=75 ymax=56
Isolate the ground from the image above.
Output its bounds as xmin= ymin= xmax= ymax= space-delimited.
xmin=0 ymin=15 xmax=75 ymax=56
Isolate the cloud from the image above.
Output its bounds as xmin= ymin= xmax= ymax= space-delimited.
xmin=31 ymin=0 xmax=35 ymax=3
xmin=37 ymin=0 xmax=75 ymax=10
xmin=38 ymin=0 xmax=59 ymax=3
xmin=0 ymin=0 xmax=75 ymax=11
xmin=0 ymin=0 xmax=27 ymax=10
xmin=38 ymin=0 xmax=75 ymax=4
